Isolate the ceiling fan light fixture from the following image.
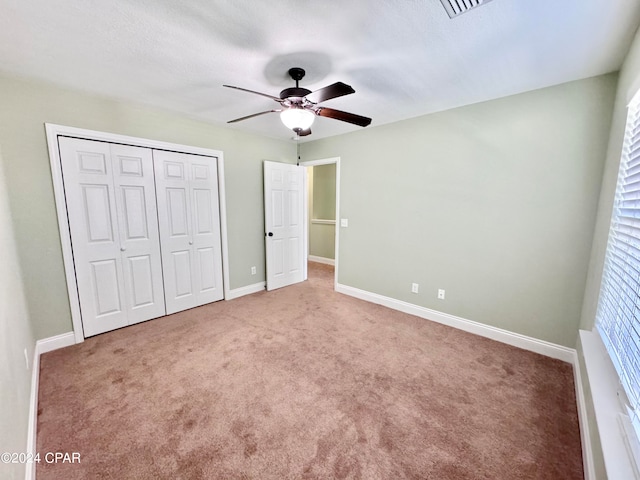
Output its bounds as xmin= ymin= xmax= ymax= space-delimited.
xmin=280 ymin=107 xmax=315 ymax=131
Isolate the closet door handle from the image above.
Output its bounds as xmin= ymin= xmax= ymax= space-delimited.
xmin=120 ymin=246 xmax=126 ymax=252
xmin=189 ymin=240 xmax=193 ymax=245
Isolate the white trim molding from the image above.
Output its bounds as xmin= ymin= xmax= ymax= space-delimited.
xmin=336 ymin=283 xmax=575 ymax=363
xmin=36 ymin=331 xmax=75 ymax=355
xmin=572 ymin=350 xmax=596 ymax=480
xmin=226 ymin=282 xmax=266 ymax=300
xmin=217 ymin=157 xmax=231 ymax=301
xmin=25 ymin=347 xmax=39 ymax=480
xmin=26 ymin=332 xmax=75 ymax=480
xmin=308 ymin=255 xmax=335 ymax=266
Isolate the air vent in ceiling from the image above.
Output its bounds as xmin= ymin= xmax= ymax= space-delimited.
xmin=439 ymin=0 xmax=494 ymax=18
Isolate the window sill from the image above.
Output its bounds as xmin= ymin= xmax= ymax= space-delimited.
xmin=580 ymin=329 xmax=638 ymax=479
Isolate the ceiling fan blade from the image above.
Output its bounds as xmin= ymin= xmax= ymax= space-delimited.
xmin=223 ymin=85 xmax=283 ymax=103
xmin=227 ymin=110 xmax=281 ymax=123
xmin=316 ymin=107 xmax=372 ymax=127
xmin=305 ymin=82 xmax=355 ymax=104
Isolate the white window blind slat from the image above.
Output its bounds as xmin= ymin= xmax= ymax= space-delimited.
xmin=622 ymin=176 xmax=640 ymax=190
xmin=617 ymin=216 xmax=640 ymax=228
xmin=625 ymin=162 xmax=640 ymax=177
xmin=596 ymin=98 xmax=640 ymax=438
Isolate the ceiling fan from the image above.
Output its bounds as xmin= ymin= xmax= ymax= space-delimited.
xmin=223 ymin=67 xmax=372 ymax=137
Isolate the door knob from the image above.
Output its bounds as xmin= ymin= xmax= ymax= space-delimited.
xmin=189 ymin=240 xmax=193 ymax=245
xmin=120 ymin=246 xmax=126 ymax=252
xmin=268 ymin=232 xmax=274 ymax=237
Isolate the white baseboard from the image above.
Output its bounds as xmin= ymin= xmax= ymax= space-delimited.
xmin=25 ymin=332 xmax=76 ymax=480
xmin=335 ymin=283 xmax=575 ymax=363
xmin=226 ymin=281 xmax=266 ymax=300
xmin=572 ymin=350 xmax=595 ymax=480
xmin=308 ymin=255 xmax=335 ymax=266
xmin=37 ymin=331 xmax=75 ymax=354
xmin=25 ymin=347 xmax=40 ymax=480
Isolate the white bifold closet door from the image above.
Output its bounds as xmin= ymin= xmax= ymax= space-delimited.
xmin=59 ymin=137 xmax=165 ymax=337
xmin=153 ymin=150 xmax=224 ymax=314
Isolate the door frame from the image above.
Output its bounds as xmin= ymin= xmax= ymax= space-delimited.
xmin=299 ymin=157 xmax=340 ymax=289
xmin=45 ymin=123 xmax=231 ymax=344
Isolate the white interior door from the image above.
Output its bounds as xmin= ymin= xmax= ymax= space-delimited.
xmin=111 ymin=144 xmax=166 ymax=325
xmin=59 ymin=137 xmax=165 ymax=337
xmin=154 ymin=150 xmax=224 ymax=314
xmin=264 ymin=161 xmax=306 ymax=291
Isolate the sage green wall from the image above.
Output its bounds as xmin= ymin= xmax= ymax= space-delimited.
xmin=309 ymin=164 xmax=336 ymax=259
xmin=581 ymin=28 xmax=640 ymax=331
xmin=0 ymin=146 xmax=36 ymax=480
xmin=309 ymin=224 xmax=336 ymax=259
xmin=301 ymin=74 xmax=617 ymax=348
xmin=312 ymin=164 xmax=336 ymax=219
xmin=0 ymin=74 xmax=295 ymax=340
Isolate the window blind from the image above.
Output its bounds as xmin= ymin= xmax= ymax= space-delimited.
xmin=596 ymin=96 xmax=640 ymax=436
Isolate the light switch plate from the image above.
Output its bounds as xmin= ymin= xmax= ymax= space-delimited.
xmin=340 ymin=218 xmax=349 ymax=227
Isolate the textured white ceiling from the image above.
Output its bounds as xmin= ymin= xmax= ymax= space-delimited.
xmin=0 ymin=0 xmax=639 ymax=142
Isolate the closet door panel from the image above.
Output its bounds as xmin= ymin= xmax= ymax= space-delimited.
xmin=190 ymin=157 xmax=224 ymax=303
xmin=154 ymin=150 xmax=197 ymax=314
xmin=197 ymin=247 xmax=216 ymax=291
xmin=111 ymin=144 xmax=165 ymax=324
xmin=90 ymin=259 xmax=123 ymax=316
xmin=59 ymin=137 xmax=128 ymax=336
xmin=167 ymin=187 xmax=189 ymax=237
xmin=172 ymin=250 xmax=194 ymax=297
xmin=154 ymin=150 xmax=224 ymax=314
xmin=127 ymin=254 xmax=155 ymax=307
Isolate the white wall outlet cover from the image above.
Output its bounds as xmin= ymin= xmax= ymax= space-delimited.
xmin=438 ymin=289 xmax=446 ymax=300
xmin=340 ymin=218 xmax=349 ymax=227
xmin=411 ymin=283 xmax=419 ymax=293
xmin=251 ymin=266 xmax=256 ymax=275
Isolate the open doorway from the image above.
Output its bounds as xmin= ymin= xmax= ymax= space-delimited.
xmin=300 ymin=157 xmax=340 ymax=289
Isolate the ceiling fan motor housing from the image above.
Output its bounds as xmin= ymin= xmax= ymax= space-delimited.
xmin=279 ymin=87 xmax=312 ymax=100
xmin=280 ymin=67 xmax=311 ymax=100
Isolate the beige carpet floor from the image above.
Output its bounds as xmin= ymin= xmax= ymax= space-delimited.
xmin=37 ymin=262 xmax=582 ymax=479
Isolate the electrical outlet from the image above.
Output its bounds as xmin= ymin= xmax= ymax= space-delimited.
xmin=251 ymin=266 xmax=256 ymax=275
xmin=411 ymin=283 xmax=419 ymax=294
xmin=438 ymin=289 xmax=445 ymax=300
xmin=24 ymin=348 xmax=29 ymax=370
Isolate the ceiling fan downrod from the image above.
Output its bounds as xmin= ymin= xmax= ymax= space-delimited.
xmin=280 ymin=67 xmax=312 ymax=100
